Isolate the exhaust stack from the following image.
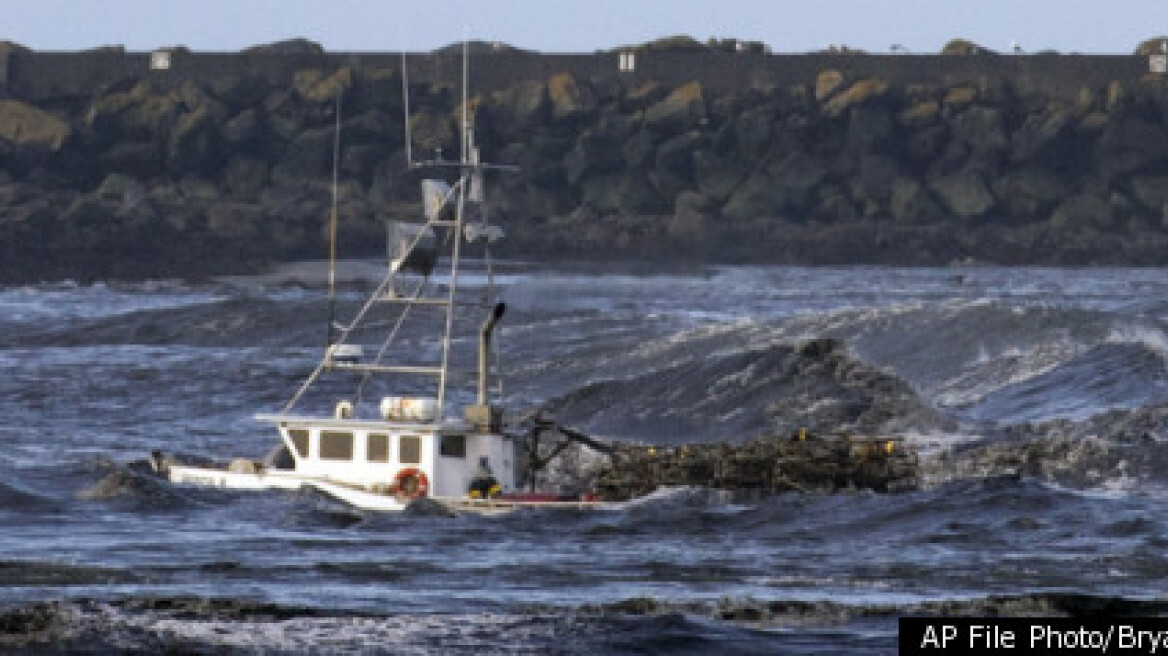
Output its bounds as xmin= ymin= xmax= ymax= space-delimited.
xmin=478 ymin=302 xmax=506 ymax=404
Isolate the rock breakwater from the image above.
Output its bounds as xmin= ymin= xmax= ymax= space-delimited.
xmin=2 ymin=37 xmax=1168 ymax=282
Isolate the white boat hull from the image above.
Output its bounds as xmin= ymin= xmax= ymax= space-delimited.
xmin=167 ymin=465 xmax=611 ymax=514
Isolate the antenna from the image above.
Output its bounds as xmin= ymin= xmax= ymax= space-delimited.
xmin=401 ymin=51 xmax=413 ymax=167
xmin=460 ymin=40 xmax=469 ymax=166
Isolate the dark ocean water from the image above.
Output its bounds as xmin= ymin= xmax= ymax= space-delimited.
xmin=4 ymin=262 xmax=1168 ymax=653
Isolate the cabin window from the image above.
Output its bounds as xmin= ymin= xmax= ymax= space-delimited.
xmin=399 ymin=435 xmax=421 ymax=464
xmin=367 ymin=433 xmax=390 ymax=462
xmin=320 ymin=431 xmax=354 ymax=460
xmin=440 ymin=435 xmax=466 ymax=458
xmin=288 ymin=429 xmax=310 ymax=459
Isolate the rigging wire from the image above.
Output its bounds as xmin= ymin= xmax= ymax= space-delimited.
xmin=353 ymin=273 xmax=430 ymax=407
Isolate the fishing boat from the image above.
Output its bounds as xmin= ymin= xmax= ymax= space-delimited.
xmin=153 ymin=49 xmax=921 ymax=511
xmin=157 ymin=49 xmax=610 ymax=514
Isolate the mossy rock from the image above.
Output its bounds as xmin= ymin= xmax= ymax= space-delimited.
xmin=823 ymin=79 xmax=889 ymax=117
xmin=941 ymin=38 xmax=989 ymax=56
xmin=929 ymin=169 xmax=995 ymax=217
xmin=206 ymin=201 xmax=267 ymax=241
xmin=1134 ymin=37 xmax=1168 ymax=56
xmin=494 ymin=80 xmax=548 ymax=122
xmin=0 ymin=101 xmax=71 ymax=152
xmin=547 ymin=72 xmax=597 ymax=119
xmin=643 ymin=81 xmax=705 ymax=131
xmin=294 ymin=67 xmax=353 ymax=103
xmin=245 ymin=39 xmax=324 ymax=56
xmin=407 ymin=111 xmax=455 ymax=153
xmin=0 ymin=40 xmax=30 ymax=56
xmin=897 ymin=101 xmax=940 ymax=128
xmin=943 ymin=86 xmax=978 ymax=108
xmin=636 ymin=35 xmax=705 ymax=52
xmin=815 ymin=70 xmax=846 ymax=102
xmin=95 ymin=173 xmax=144 ymax=201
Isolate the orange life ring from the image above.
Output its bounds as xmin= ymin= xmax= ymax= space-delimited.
xmin=391 ymin=467 xmax=429 ymax=498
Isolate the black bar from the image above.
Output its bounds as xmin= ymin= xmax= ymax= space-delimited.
xmin=901 ymin=617 xmax=1168 ymax=655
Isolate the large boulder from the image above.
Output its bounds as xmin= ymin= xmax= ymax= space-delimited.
xmin=207 ymin=72 xmax=271 ymax=107
xmin=223 ymin=157 xmax=269 ymax=200
xmin=992 ymin=168 xmax=1070 ymax=220
xmin=406 ymin=110 xmax=455 ymax=154
xmin=577 ymin=172 xmax=622 ymax=213
xmin=206 ymin=201 xmax=267 ymax=242
xmin=1135 ymin=37 xmax=1168 ymax=56
xmin=94 ymin=173 xmax=145 ymax=203
xmin=693 ymin=149 xmax=747 ymax=201
xmin=721 ymin=172 xmax=784 ymax=221
xmin=168 ymin=106 xmax=219 ymax=172
xmin=244 ymin=39 xmax=324 ymax=56
xmin=822 ymin=79 xmax=889 ymax=118
xmin=905 ymin=125 xmax=949 ymax=162
xmin=897 ymin=100 xmax=940 ymax=129
xmin=61 ymin=195 xmax=118 ymax=229
xmin=85 ymin=83 xmax=150 ymax=132
xmin=943 ymin=86 xmax=978 ymax=108
xmin=941 ymin=38 xmax=990 ymax=55
xmin=264 ymin=90 xmax=307 ymax=140
xmin=492 ymin=80 xmax=548 ymax=128
xmin=768 ymin=150 xmax=829 ymax=200
xmin=621 ymin=129 xmax=656 ymax=170
xmin=844 ymin=106 xmax=893 ymax=150
xmin=730 ymin=108 xmax=772 ymax=158
xmin=643 ymin=82 xmax=705 ymax=132
xmin=220 ymin=109 xmax=261 ymax=143
xmin=1130 ymin=175 xmax=1168 ymax=212
xmin=584 ymin=112 xmax=634 ymax=154
xmin=343 ymin=109 xmax=395 ymax=141
xmin=615 ymin=173 xmax=668 ymax=215
xmin=359 ymin=67 xmax=402 ymax=110
xmin=929 ymin=169 xmax=995 ymax=217
xmin=294 ymin=67 xmax=353 ymax=103
xmin=1050 ymin=193 xmax=1114 ymax=230
xmin=272 ymin=126 xmax=335 ymax=184
xmin=651 ymin=131 xmax=702 ymax=198
xmin=563 ymin=126 xmax=626 ymax=183
xmin=851 ymin=153 xmax=901 ymax=202
xmin=0 ymin=40 xmax=29 ymax=56
xmin=951 ymin=106 xmax=1007 ymax=154
xmin=1095 ymin=118 xmax=1168 ymax=181
xmin=1011 ymin=104 xmax=1075 ymax=162
xmin=0 ymin=101 xmax=71 ymax=158
xmin=547 ymin=72 xmax=597 ymax=120
xmin=637 ymin=35 xmax=706 ymax=52
xmin=98 ymin=142 xmax=160 ymax=176
xmin=815 ymin=70 xmax=846 ymax=102
xmin=721 ymin=150 xmax=827 ymax=222
xmin=624 ymin=81 xmax=667 ymax=111
xmin=668 ymin=190 xmax=715 ymax=240
xmin=889 ymin=177 xmax=942 ymax=224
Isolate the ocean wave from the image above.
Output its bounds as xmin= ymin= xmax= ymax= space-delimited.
xmin=0 ymin=280 xmax=225 ymax=327
xmin=923 ymin=405 xmax=1168 ymax=494
xmin=6 ymin=592 xmax=1166 ymax=654
xmin=540 ymin=337 xmax=948 ymax=443
xmin=77 ymin=458 xmax=197 ymax=511
xmin=0 ymin=480 xmax=61 ymax=514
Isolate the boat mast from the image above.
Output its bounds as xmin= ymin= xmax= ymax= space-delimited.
xmin=401 ymin=51 xmax=413 ymax=167
xmin=276 ymin=43 xmax=517 ymax=420
xmin=436 ymin=41 xmax=471 ymax=414
xmin=326 ymin=90 xmax=342 ymax=347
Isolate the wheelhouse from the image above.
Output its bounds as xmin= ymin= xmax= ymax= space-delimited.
xmin=265 ymin=415 xmax=516 ymax=498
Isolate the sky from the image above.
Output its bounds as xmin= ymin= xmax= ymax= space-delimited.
xmin=1 ymin=0 xmax=1164 ymax=55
